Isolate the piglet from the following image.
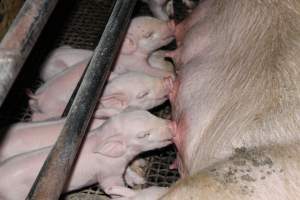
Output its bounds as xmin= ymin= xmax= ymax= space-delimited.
xmin=30 ymin=71 xmax=173 ymax=121
xmin=148 ymin=50 xmax=174 ymax=73
xmin=39 ymin=16 xmax=175 ymax=84
xmin=94 ymin=72 xmax=174 ymax=118
xmin=0 ymin=109 xmax=175 ymax=200
xmin=0 ymin=118 xmax=105 ymax=162
xmin=39 ymin=46 xmax=93 ymax=81
xmin=29 ymin=59 xmax=88 ymax=121
xmin=112 ymin=16 xmax=175 ymax=78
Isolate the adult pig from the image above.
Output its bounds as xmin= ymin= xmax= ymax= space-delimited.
xmin=0 ymin=118 xmax=105 ymax=162
xmin=171 ymin=0 xmax=300 ymax=177
xmin=0 ymin=109 xmax=175 ymax=200
xmin=30 ymin=71 xmax=173 ymax=121
xmin=119 ymin=142 xmax=300 ymax=200
xmin=39 ymin=46 xmax=93 ymax=81
xmin=118 ymin=0 xmax=300 ymax=199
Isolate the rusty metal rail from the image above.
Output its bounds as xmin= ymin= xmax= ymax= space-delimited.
xmin=26 ymin=0 xmax=138 ymax=199
xmin=0 ymin=0 xmax=59 ymax=107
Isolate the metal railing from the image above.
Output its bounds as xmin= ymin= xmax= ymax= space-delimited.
xmin=0 ymin=0 xmax=59 ymax=107
xmin=26 ymin=0 xmax=138 ymax=199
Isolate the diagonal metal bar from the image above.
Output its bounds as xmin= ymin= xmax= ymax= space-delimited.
xmin=26 ymin=0 xmax=138 ymax=199
xmin=0 ymin=0 xmax=59 ymax=107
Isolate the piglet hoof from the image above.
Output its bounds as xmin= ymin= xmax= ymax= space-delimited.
xmin=131 ymin=158 xmax=147 ymax=168
xmin=125 ymin=167 xmax=146 ymax=187
xmin=183 ymin=0 xmax=196 ymax=9
xmin=125 ymin=159 xmax=147 ymax=187
xmin=166 ymin=1 xmax=174 ymax=18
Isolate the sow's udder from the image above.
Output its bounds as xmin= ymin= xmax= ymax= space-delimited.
xmin=169 ymin=3 xmax=213 ymax=177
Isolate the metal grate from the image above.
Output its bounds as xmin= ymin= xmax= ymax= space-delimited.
xmin=53 ymin=0 xmax=113 ymax=49
xmin=0 ymin=0 xmax=192 ymax=199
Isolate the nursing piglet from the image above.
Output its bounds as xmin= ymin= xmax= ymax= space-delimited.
xmin=0 ymin=118 xmax=105 ymax=162
xmin=39 ymin=46 xmax=93 ymax=81
xmin=30 ymin=71 xmax=173 ymax=121
xmin=0 ymin=110 xmax=175 ymax=200
xmin=112 ymin=16 xmax=175 ymax=78
xmin=39 ymin=16 xmax=175 ymax=84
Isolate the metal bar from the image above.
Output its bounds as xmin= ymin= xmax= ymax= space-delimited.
xmin=0 ymin=0 xmax=59 ymax=107
xmin=26 ymin=0 xmax=138 ymax=199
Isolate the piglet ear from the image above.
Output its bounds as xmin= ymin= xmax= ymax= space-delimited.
xmin=94 ymin=134 xmax=126 ymax=158
xmin=121 ymin=34 xmax=137 ymax=55
xmin=100 ymin=93 xmax=128 ymax=109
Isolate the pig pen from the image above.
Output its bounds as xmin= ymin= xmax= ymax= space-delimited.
xmin=0 ymin=0 xmax=193 ymax=199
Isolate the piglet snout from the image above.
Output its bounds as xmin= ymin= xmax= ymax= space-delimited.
xmin=152 ymin=120 xmax=175 ymax=142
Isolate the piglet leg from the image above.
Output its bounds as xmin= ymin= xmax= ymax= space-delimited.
xmin=124 ymin=168 xmax=146 ymax=187
xmin=124 ymin=159 xmax=147 ymax=187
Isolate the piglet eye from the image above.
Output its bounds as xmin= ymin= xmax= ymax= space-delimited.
xmin=136 ymin=91 xmax=149 ymax=99
xmin=144 ymin=32 xmax=154 ymax=38
xmin=137 ymin=132 xmax=150 ymax=139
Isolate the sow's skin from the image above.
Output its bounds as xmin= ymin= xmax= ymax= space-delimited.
xmin=119 ymin=142 xmax=300 ymax=200
xmin=39 ymin=16 xmax=175 ymax=82
xmin=30 ymin=71 xmax=174 ymax=121
xmin=0 ymin=110 xmax=176 ymax=200
xmin=120 ymin=0 xmax=300 ymax=199
xmin=0 ymin=118 xmax=105 ymax=162
xmin=170 ymin=0 xmax=300 ymax=175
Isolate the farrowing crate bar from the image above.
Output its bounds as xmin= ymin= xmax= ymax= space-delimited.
xmin=0 ymin=0 xmax=59 ymax=107
xmin=26 ymin=0 xmax=138 ymax=199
